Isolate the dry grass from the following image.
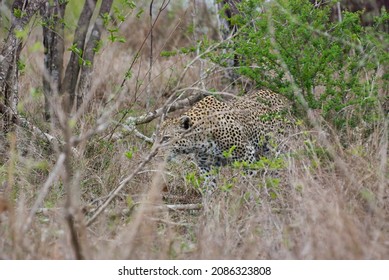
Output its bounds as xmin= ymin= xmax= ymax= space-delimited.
xmin=0 ymin=1 xmax=388 ymax=260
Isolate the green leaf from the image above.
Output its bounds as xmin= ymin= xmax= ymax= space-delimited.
xmin=13 ymin=8 xmax=26 ymax=18
xmin=136 ymin=8 xmax=144 ymax=19
xmin=124 ymin=151 xmax=133 ymax=159
xmin=93 ymin=40 xmax=103 ymax=53
xmin=15 ymin=28 xmax=28 ymax=40
xmin=125 ymin=69 xmax=132 ymax=79
xmin=125 ymin=147 xmax=138 ymax=160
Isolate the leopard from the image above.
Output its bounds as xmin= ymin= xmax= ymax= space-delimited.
xmin=159 ymin=89 xmax=296 ymax=182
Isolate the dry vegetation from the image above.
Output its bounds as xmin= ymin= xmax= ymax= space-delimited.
xmin=0 ymin=0 xmax=388 ymax=260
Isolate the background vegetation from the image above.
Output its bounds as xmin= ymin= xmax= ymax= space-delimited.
xmin=0 ymin=0 xmax=388 ymax=259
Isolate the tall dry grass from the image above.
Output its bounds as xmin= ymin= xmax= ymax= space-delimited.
xmin=0 ymin=1 xmax=388 ymax=259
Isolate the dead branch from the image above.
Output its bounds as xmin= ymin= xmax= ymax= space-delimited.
xmin=163 ymin=203 xmax=202 ymax=211
xmin=35 ymin=202 xmax=202 ymax=218
xmin=112 ymin=122 xmax=154 ymax=143
xmin=0 ymin=101 xmax=86 ymax=158
xmin=116 ymin=86 xmax=238 ymax=144
xmin=0 ymin=102 xmax=59 ymax=144
xmin=107 ymin=204 xmax=202 ymax=221
xmin=125 ymin=91 xmax=204 ymax=126
xmin=122 ymin=87 xmax=236 ymax=131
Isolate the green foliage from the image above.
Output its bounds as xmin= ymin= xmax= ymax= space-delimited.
xmin=359 ymin=188 xmax=375 ymax=205
xmin=124 ymin=69 xmax=133 ymax=80
xmin=93 ymin=39 xmax=103 ymax=53
xmin=112 ymin=0 xmax=141 ymax=23
xmin=126 ymin=195 xmax=134 ymax=209
xmin=160 ymin=46 xmax=196 ymax=57
xmin=17 ymin=58 xmax=26 ymax=73
xmin=13 ymin=8 xmax=26 ymax=19
xmin=124 ymin=147 xmax=138 ymax=160
xmin=101 ymin=12 xmax=111 ymax=28
xmin=15 ymin=27 xmax=28 ymax=40
xmin=185 ymin=171 xmax=204 ymax=190
xmin=107 ymin=27 xmax=126 ymax=43
xmin=220 ymin=182 xmax=234 ymax=192
xmin=207 ymin=0 xmax=387 ymax=135
xmin=135 ymin=8 xmax=144 ymax=19
xmin=68 ymin=43 xmax=82 ymax=56
xmin=124 ymin=0 xmax=136 ymax=10
xmin=185 ymin=23 xmax=195 ymax=36
xmin=160 ymin=50 xmax=178 ymax=57
xmin=257 ymin=176 xmax=281 ymax=200
xmin=266 ymin=177 xmax=280 ymax=199
xmin=302 ymin=139 xmax=332 ymax=168
xmin=99 ymin=139 xmax=114 ymax=152
xmin=222 ymin=145 xmax=236 ymax=159
xmin=232 ymin=156 xmax=286 ymax=171
xmin=30 ymin=87 xmax=42 ymax=100
xmin=28 ymin=41 xmax=44 ymax=52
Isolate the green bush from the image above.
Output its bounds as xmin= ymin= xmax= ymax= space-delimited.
xmin=210 ymin=0 xmax=388 ymax=135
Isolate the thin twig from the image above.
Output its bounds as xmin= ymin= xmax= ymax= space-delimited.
xmin=119 ymin=0 xmax=170 ymax=88
xmin=146 ymin=0 xmax=154 ymax=110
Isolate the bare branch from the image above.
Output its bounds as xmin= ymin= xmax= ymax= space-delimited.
xmin=126 ymin=91 xmax=204 ymax=126
xmin=163 ymin=203 xmax=202 ymax=211
xmin=122 ymin=87 xmax=236 ymax=132
xmin=0 ymin=102 xmax=60 ymax=144
xmin=146 ymin=0 xmax=155 ymax=110
xmin=107 ymin=203 xmax=203 ymax=220
xmin=111 ymin=122 xmax=154 ymax=143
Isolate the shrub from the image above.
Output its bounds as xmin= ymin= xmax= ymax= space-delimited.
xmin=210 ymin=0 xmax=388 ymax=136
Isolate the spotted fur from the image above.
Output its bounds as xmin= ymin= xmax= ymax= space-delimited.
xmin=160 ymin=89 xmax=295 ymax=175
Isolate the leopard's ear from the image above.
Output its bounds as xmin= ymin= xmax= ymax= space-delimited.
xmin=179 ymin=116 xmax=192 ymax=130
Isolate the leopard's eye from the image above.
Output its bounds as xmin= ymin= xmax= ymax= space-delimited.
xmin=180 ymin=116 xmax=191 ymax=130
xmin=161 ymin=136 xmax=171 ymax=143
